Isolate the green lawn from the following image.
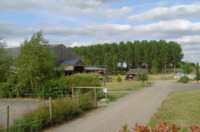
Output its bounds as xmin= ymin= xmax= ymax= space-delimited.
xmin=106 ymin=76 xmax=143 ymax=91
xmin=148 ymin=89 xmax=200 ymax=127
xmin=107 ymin=93 xmax=129 ymax=102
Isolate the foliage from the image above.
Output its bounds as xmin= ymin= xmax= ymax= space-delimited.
xmin=65 ymin=73 xmax=102 ymax=87
xmin=116 ymin=74 xmax=122 ymax=82
xmin=10 ymin=95 xmax=95 ymax=132
xmin=151 ymin=60 xmax=158 ymax=74
xmin=119 ymin=123 xmax=200 ymax=132
xmin=195 ymin=63 xmax=200 ymax=82
xmin=0 ymin=37 xmax=11 ymax=82
xmin=0 ymin=124 xmax=3 ymax=132
xmin=71 ymin=40 xmax=183 ymax=74
xmin=15 ymin=31 xmax=56 ymax=90
xmin=137 ymin=72 xmax=149 ymax=82
xmin=182 ymin=62 xmax=193 ymax=74
xmin=179 ymin=75 xmax=190 ymax=83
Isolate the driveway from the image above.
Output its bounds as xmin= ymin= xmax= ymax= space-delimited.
xmin=45 ymin=80 xmax=200 ymax=132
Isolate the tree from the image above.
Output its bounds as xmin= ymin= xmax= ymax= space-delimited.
xmin=151 ymin=60 xmax=158 ymax=74
xmin=0 ymin=37 xmax=11 ymax=82
xmin=182 ymin=62 xmax=193 ymax=74
xmin=15 ymin=31 xmax=56 ymax=90
xmin=195 ymin=63 xmax=200 ymax=82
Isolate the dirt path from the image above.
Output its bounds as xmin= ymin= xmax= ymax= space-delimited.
xmin=45 ymin=80 xmax=200 ymax=132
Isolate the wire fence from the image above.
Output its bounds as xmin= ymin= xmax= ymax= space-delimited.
xmin=0 ymin=89 xmax=106 ymax=132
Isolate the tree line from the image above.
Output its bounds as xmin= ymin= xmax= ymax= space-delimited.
xmin=70 ymin=40 xmax=184 ymax=74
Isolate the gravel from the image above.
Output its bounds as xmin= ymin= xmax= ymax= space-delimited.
xmin=0 ymin=99 xmax=48 ymax=126
xmin=44 ymin=80 xmax=200 ymax=132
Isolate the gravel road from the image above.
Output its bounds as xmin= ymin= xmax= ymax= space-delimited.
xmin=45 ymin=80 xmax=200 ymax=132
xmin=0 ymin=99 xmax=48 ymax=126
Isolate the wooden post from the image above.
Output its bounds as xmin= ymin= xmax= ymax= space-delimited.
xmin=6 ymin=105 xmax=9 ymax=132
xmin=72 ymin=87 xmax=74 ymax=100
xmin=105 ymin=92 xmax=108 ymax=104
xmin=42 ymin=87 xmax=44 ymax=99
xmin=94 ymin=88 xmax=97 ymax=108
xmin=76 ymin=92 xmax=79 ymax=107
xmin=49 ymin=97 xmax=53 ymax=126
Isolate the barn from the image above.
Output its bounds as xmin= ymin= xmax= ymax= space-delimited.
xmin=9 ymin=44 xmax=106 ymax=75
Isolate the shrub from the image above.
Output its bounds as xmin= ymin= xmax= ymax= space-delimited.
xmin=116 ymin=74 xmax=122 ymax=82
xmin=137 ymin=72 xmax=149 ymax=82
xmin=10 ymin=94 xmax=95 ymax=132
xmin=119 ymin=123 xmax=200 ymax=132
xmin=179 ymin=75 xmax=190 ymax=83
xmin=66 ymin=73 xmax=102 ymax=87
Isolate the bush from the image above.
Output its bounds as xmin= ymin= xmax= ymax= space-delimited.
xmin=137 ymin=72 xmax=149 ymax=82
xmin=66 ymin=73 xmax=102 ymax=87
xmin=119 ymin=123 xmax=200 ymax=132
xmin=179 ymin=75 xmax=190 ymax=83
xmin=116 ymin=74 xmax=122 ymax=82
xmin=10 ymin=94 xmax=95 ymax=132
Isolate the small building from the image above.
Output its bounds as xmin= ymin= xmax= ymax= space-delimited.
xmin=126 ymin=68 xmax=146 ymax=80
xmin=9 ymin=44 xmax=106 ymax=75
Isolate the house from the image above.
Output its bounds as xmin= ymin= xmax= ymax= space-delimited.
xmin=9 ymin=44 xmax=106 ymax=75
xmin=126 ymin=68 xmax=146 ymax=80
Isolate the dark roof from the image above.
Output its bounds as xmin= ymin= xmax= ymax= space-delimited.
xmin=8 ymin=44 xmax=83 ymax=65
xmin=127 ymin=68 xmax=146 ymax=75
xmin=60 ymin=59 xmax=83 ymax=66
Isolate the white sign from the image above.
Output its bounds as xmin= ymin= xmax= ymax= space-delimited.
xmin=103 ymin=88 xmax=108 ymax=93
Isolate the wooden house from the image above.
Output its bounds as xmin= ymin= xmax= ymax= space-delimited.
xmin=9 ymin=44 xmax=106 ymax=75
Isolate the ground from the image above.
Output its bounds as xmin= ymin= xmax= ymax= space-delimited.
xmin=43 ymin=80 xmax=200 ymax=132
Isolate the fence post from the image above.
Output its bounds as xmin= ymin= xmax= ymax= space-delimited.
xmin=94 ymin=88 xmax=97 ymax=108
xmin=72 ymin=87 xmax=74 ymax=100
xmin=6 ymin=105 xmax=9 ymax=132
xmin=76 ymin=92 xmax=79 ymax=107
xmin=49 ymin=97 xmax=53 ymax=126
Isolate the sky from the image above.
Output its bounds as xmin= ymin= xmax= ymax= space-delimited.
xmin=0 ymin=0 xmax=200 ymax=63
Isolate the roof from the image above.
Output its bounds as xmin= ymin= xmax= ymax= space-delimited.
xmin=60 ymin=59 xmax=84 ymax=66
xmin=8 ymin=44 xmax=83 ymax=65
xmin=126 ymin=68 xmax=146 ymax=75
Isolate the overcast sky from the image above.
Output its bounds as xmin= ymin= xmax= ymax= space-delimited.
xmin=0 ymin=0 xmax=200 ymax=63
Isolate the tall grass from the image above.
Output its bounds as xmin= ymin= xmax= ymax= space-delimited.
xmin=66 ymin=73 xmax=102 ymax=87
xmin=9 ymin=94 xmax=95 ymax=132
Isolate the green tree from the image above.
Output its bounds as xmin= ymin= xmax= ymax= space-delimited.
xmin=195 ymin=63 xmax=200 ymax=82
xmin=15 ymin=31 xmax=56 ymax=90
xmin=182 ymin=62 xmax=193 ymax=74
xmin=151 ymin=60 xmax=158 ymax=74
xmin=0 ymin=37 xmax=11 ymax=82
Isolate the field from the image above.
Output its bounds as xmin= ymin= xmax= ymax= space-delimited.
xmin=148 ymin=89 xmax=200 ymax=127
xmin=106 ymin=76 xmax=143 ymax=91
xmin=148 ymin=73 xmax=175 ymax=80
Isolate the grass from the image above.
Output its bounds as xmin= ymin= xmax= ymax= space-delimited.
xmin=148 ymin=74 xmax=175 ymax=80
xmin=107 ymin=93 xmax=129 ymax=102
xmin=106 ymin=76 xmax=143 ymax=91
xmin=148 ymin=89 xmax=200 ymax=127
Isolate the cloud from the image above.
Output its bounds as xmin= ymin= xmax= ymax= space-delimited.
xmin=127 ymin=2 xmax=200 ymax=21
xmin=173 ymin=35 xmax=200 ymax=44
xmin=0 ymin=0 xmax=131 ymax=19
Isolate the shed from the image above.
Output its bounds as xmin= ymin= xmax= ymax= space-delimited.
xmin=126 ymin=68 xmax=146 ymax=77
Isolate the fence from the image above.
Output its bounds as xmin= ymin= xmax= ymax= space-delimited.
xmin=0 ymin=90 xmax=105 ymax=132
xmin=0 ymin=87 xmax=71 ymax=99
